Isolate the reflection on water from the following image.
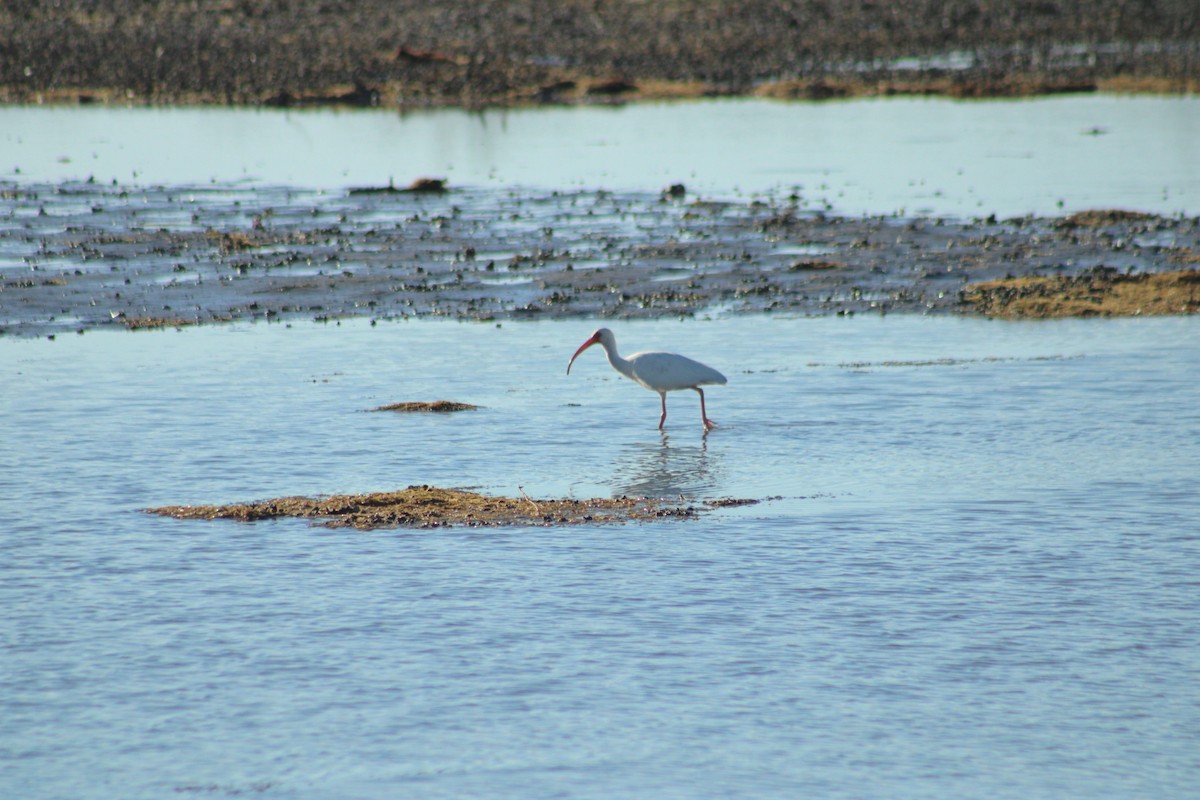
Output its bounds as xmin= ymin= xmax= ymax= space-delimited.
xmin=2 ymin=95 xmax=1199 ymax=217
xmin=610 ymin=432 xmax=722 ymax=498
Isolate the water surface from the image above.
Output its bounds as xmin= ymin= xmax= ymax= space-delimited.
xmin=2 ymin=315 xmax=1198 ymax=798
xmin=4 ymin=95 xmax=1199 ymax=217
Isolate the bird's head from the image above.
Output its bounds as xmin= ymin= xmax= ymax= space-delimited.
xmin=567 ymin=328 xmax=613 ymax=374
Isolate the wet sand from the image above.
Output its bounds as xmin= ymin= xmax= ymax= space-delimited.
xmin=2 ymin=180 xmax=1198 ymax=337
xmin=1 ymin=1 xmax=1197 ymax=108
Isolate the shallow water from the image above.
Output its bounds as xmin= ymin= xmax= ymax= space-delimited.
xmin=3 ymin=314 xmax=1199 ymax=799
xmin=4 ymin=95 xmax=1200 ymax=217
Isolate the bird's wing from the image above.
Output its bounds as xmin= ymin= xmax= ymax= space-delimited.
xmin=628 ymin=351 xmax=727 ymax=389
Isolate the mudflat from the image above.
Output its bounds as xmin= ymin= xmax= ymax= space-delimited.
xmin=4 ymin=181 xmax=1198 ymax=337
xmin=2 ymin=1 xmax=1197 ymax=108
xmin=2 ymin=4 xmax=1198 ymax=332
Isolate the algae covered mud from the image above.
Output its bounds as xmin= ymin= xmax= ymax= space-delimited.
xmin=146 ymin=484 xmax=751 ymax=529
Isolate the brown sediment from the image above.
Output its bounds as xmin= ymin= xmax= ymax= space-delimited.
xmin=371 ymin=401 xmax=479 ymax=413
xmin=1 ymin=1 xmax=1197 ymax=108
xmin=145 ymin=484 xmax=747 ymax=529
xmin=1055 ymin=209 xmax=1162 ymax=229
xmin=121 ymin=316 xmax=208 ymax=330
xmin=208 ymin=231 xmax=263 ymax=253
xmin=961 ymin=267 xmax=1200 ymax=319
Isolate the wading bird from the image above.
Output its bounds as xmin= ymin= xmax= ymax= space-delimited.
xmin=567 ymin=328 xmax=727 ymax=431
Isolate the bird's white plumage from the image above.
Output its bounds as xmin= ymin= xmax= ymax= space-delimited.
xmin=566 ymin=327 xmax=727 ymax=430
xmin=621 ymin=350 xmax=727 ymax=392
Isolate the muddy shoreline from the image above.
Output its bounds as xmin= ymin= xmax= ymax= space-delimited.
xmin=2 ymin=180 xmax=1197 ymax=337
xmin=2 ymin=1 xmax=1197 ymax=109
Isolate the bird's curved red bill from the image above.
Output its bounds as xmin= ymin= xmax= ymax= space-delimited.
xmin=566 ymin=333 xmax=600 ymax=374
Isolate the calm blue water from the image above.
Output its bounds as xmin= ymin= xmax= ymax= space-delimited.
xmin=3 ymin=95 xmax=1199 ymax=217
xmin=2 ymin=314 xmax=1199 ymax=798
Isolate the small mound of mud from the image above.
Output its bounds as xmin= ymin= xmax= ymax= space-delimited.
xmin=121 ymin=315 xmax=208 ymax=330
xmin=788 ymin=260 xmax=843 ymax=271
xmin=706 ymin=497 xmax=763 ymax=508
xmin=1055 ymin=209 xmax=1161 ymax=229
xmin=349 ymin=178 xmax=447 ymax=195
xmin=371 ymin=401 xmax=479 ymax=413
xmin=145 ymin=484 xmax=739 ymax=529
xmin=962 ymin=267 xmax=1200 ymax=319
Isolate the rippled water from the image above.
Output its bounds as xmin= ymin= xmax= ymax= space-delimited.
xmin=3 ymin=314 xmax=1198 ymax=798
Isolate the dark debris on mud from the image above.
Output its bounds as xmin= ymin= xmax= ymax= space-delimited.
xmin=3 ymin=181 xmax=1199 ymax=336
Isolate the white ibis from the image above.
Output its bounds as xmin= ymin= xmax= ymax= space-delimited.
xmin=567 ymin=328 xmax=727 ymax=431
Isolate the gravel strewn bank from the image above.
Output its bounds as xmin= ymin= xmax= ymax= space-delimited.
xmin=1 ymin=1 xmax=1197 ymax=107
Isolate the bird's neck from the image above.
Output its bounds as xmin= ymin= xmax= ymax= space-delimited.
xmin=602 ymin=342 xmax=636 ymax=380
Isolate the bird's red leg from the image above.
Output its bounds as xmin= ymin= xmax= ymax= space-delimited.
xmin=696 ymin=388 xmax=717 ymax=431
xmin=658 ymin=393 xmax=668 ymax=429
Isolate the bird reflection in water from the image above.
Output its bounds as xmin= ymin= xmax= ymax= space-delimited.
xmin=611 ymin=431 xmax=723 ymax=498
